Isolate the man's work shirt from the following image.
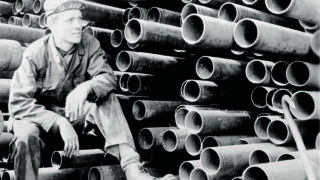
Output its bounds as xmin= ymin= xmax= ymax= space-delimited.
xmin=8 ymin=33 xmax=117 ymax=132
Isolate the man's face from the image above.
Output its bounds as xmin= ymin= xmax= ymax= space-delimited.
xmin=51 ymin=10 xmax=84 ymax=44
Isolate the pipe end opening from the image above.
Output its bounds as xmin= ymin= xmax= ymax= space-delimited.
xmin=268 ymin=120 xmax=289 ymax=145
xmin=190 ymin=168 xmax=209 ymax=180
xmin=246 ymin=60 xmax=268 ymax=84
xmin=179 ymin=161 xmax=197 ymax=180
xmin=51 ymin=151 xmax=62 ymax=168
xmin=132 ymin=100 xmax=146 ymax=120
xmin=125 ymin=19 xmax=142 ymax=44
xmin=138 ymin=128 xmax=154 ymax=150
xmin=234 ymin=19 xmax=258 ymax=48
xmin=181 ymin=4 xmax=197 ymax=22
xmin=201 ymin=148 xmax=220 ymax=174
xmin=202 ymin=136 xmax=219 ymax=149
xmin=291 ymin=92 xmax=315 ymax=120
xmin=254 ymin=116 xmax=271 ymax=140
xmin=89 ymin=168 xmax=100 ymax=180
xmin=287 ymin=61 xmax=309 ymax=87
xmin=265 ymin=0 xmax=292 ymax=14
xmin=185 ymin=111 xmax=202 ymax=133
xmin=244 ymin=166 xmax=268 ymax=180
xmin=249 ymin=150 xmax=271 ymax=165
xmin=251 ymin=87 xmax=269 ymax=108
xmin=182 ymin=15 xmax=205 ymax=45
xmin=218 ymin=3 xmax=237 ymax=22
xmin=185 ymin=134 xmax=202 ymax=156
xmin=162 ymin=130 xmax=177 ymax=152
xmin=111 ymin=30 xmax=124 ymax=48
xmin=127 ymin=74 xmax=142 ymax=94
xmin=147 ymin=7 xmax=160 ymax=23
xmin=271 ymin=62 xmax=289 ymax=86
xmin=184 ymin=81 xmax=201 ymax=102
xmin=196 ymin=57 xmax=215 ymax=80
xmin=116 ymin=51 xmax=131 ymax=72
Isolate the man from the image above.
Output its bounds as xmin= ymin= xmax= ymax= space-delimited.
xmin=8 ymin=0 xmax=178 ymax=179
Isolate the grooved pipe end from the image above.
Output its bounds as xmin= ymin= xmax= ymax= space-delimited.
xmin=234 ymin=19 xmax=259 ymax=49
xmin=265 ymin=0 xmax=293 ymax=15
xmin=182 ymin=14 xmax=205 ymax=45
xmin=51 ymin=151 xmax=62 ymax=168
xmin=89 ymin=167 xmax=101 ymax=180
xmin=200 ymin=147 xmax=220 ymax=174
xmin=185 ymin=134 xmax=202 ymax=156
xmin=111 ymin=29 xmax=124 ymax=48
xmin=311 ymin=31 xmax=320 ymax=57
xmin=147 ymin=7 xmax=160 ymax=23
xmin=128 ymin=7 xmax=147 ymax=20
xmin=132 ymin=100 xmax=146 ymax=121
xmin=138 ymin=128 xmax=154 ymax=150
xmin=267 ymin=120 xmax=290 ymax=145
xmin=243 ymin=166 xmax=268 ymax=180
xmin=290 ymin=91 xmax=315 ymax=120
xmin=185 ymin=111 xmax=203 ymax=134
xmin=218 ymin=2 xmax=238 ymax=22
xmin=286 ymin=61 xmax=310 ymax=87
xmin=124 ymin=19 xmax=142 ymax=44
xmin=115 ymin=51 xmax=131 ymax=72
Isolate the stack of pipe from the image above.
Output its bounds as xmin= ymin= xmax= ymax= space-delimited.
xmin=0 ymin=0 xmax=319 ymax=179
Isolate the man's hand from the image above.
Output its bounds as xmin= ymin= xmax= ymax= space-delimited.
xmin=65 ymin=82 xmax=92 ymax=122
xmin=56 ymin=118 xmax=79 ymax=158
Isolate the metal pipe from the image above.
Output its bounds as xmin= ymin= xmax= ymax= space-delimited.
xmin=202 ymin=135 xmax=253 ymax=149
xmin=15 ymin=0 xmax=33 ymax=13
xmin=185 ymin=109 xmax=254 ymax=134
xmin=266 ymin=88 xmax=278 ymax=112
xmin=195 ymin=56 xmax=247 ymax=81
xmin=271 ymin=61 xmax=289 ymax=86
xmin=290 ymin=91 xmax=320 ymax=120
xmin=39 ymin=13 xmax=47 ymax=28
xmin=249 ymin=146 xmax=296 ymax=165
xmin=232 ymin=176 xmax=242 ymax=180
xmin=32 ymin=0 xmax=44 ymax=14
xmin=124 ymin=19 xmax=194 ymax=50
xmin=12 ymin=2 xmax=18 ymax=16
xmin=110 ymin=29 xmax=125 ymax=48
xmin=118 ymin=72 xmax=134 ymax=93
xmin=0 ymin=133 xmax=14 ymax=162
xmin=299 ymin=20 xmax=319 ymax=33
xmin=181 ymin=3 xmax=218 ymax=23
xmin=138 ymin=127 xmax=176 ymax=150
xmin=190 ymin=168 xmax=221 ymax=180
xmin=8 ymin=16 xmax=23 ymax=26
xmin=243 ymin=159 xmax=320 ymax=180
xmin=88 ymin=165 xmax=126 ymax=180
xmin=132 ymin=100 xmax=186 ymax=121
xmin=182 ymin=15 xmax=235 ymax=51
xmin=127 ymin=73 xmax=153 ymax=95
xmin=22 ymin=14 xmax=40 ymax=28
xmin=51 ymin=149 xmax=105 ymax=169
xmin=147 ymin=7 xmax=181 ymax=27
xmin=161 ymin=129 xmax=190 ymax=152
xmin=237 ymin=137 xmax=269 ymax=144
xmin=81 ymin=1 xmax=124 ymax=28
xmin=251 ymin=86 xmax=274 ymax=108
xmin=181 ymin=80 xmax=219 ymax=103
xmin=0 ymin=23 xmax=44 ymax=43
xmin=218 ymin=3 xmax=301 ymax=29
xmin=0 ymin=1 xmax=13 ymax=16
xmin=200 ymin=143 xmax=275 ymax=176
xmin=267 ymin=119 xmax=320 ymax=145
xmin=311 ymin=30 xmax=320 ymax=58
xmin=254 ymin=115 xmax=282 ymax=140
xmin=286 ymin=61 xmax=320 ymax=89
xmin=245 ymin=59 xmax=274 ymax=85
xmin=271 ymin=89 xmax=292 ymax=113
xmin=316 ymin=133 xmax=320 ymax=149
xmin=265 ymin=0 xmax=320 ymax=25
xmin=181 ymin=0 xmax=198 ymax=3
xmin=241 ymin=0 xmax=265 ymax=9
xmin=83 ymin=26 xmax=113 ymax=48
xmin=175 ymin=105 xmax=214 ymax=129
xmin=185 ymin=134 xmax=205 ymax=156
xmin=276 ymin=149 xmax=320 ymax=161
xmin=0 ymin=39 xmax=23 ymax=71
xmin=234 ymin=18 xmax=312 ymax=55
xmin=122 ymin=8 xmax=131 ymax=25
xmin=198 ymin=0 xmax=241 ymax=8
xmin=179 ymin=160 xmax=201 ymax=180
xmin=128 ymin=7 xmax=148 ymax=20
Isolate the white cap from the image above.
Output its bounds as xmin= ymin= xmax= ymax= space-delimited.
xmin=44 ymin=0 xmax=86 ymax=17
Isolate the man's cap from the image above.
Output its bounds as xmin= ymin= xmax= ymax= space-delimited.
xmin=44 ymin=0 xmax=86 ymax=17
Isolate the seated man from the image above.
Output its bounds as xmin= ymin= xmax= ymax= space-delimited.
xmin=8 ymin=0 xmax=178 ymax=179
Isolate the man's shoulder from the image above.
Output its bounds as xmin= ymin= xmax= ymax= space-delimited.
xmin=24 ymin=35 xmax=50 ymax=58
xmin=80 ymin=32 xmax=100 ymax=48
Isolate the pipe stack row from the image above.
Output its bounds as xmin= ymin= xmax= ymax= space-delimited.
xmin=0 ymin=0 xmax=319 ymax=179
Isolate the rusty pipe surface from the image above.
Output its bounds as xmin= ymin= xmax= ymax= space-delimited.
xmin=237 ymin=137 xmax=269 ymax=144
xmin=88 ymin=165 xmax=126 ymax=180
xmin=200 ymin=143 xmax=275 ymax=176
xmin=15 ymin=0 xmax=33 ymax=13
xmin=218 ymin=3 xmax=301 ymax=29
xmin=51 ymin=149 xmax=105 ymax=169
xmin=271 ymin=61 xmax=289 ymax=86
xmin=124 ymin=19 xmax=194 ymax=50
xmin=161 ymin=129 xmax=190 ymax=152
xmin=110 ymin=29 xmax=125 ymax=48
xmin=132 ymin=100 xmax=186 ymax=121
xmin=0 ymin=1 xmax=13 ymax=16
xmin=39 ymin=13 xmax=47 ymax=28
xmin=276 ymin=149 xmax=320 ymax=161
xmin=0 ymin=39 xmax=23 ymax=71
xmin=198 ymin=0 xmax=241 ymax=8
xmin=311 ymin=30 xmax=320 ymax=58
xmin=265 ymin=0 xmax=320 ymax=25
xmin=147 ymin=7 xmax=181 ymax=27
xmin=243 ymin=159 xmax=320 ymax=180
xmin=245 ymin=59 xmax=274 ymax=84
xmin=251 ymin=86 xmax=274 ymax=108
xmin=22 ymin=13 xmax=40 ymax=28
xmin=249 ymin=146 xmax=297 ymax=165
xmin=185 ymin=134 xmax=206 ymax=156
xmin=128 ymin=6 xmax=148 ymax=20
xmin=195 ymin=56 xmax=247 ymax=81
xmin=254 ymin=115 xmax=283 ymax=140
xmin=32 ymin=0 xmax=44 ymax=14
xmin=179 ymin=160 xmax=201 ymax=180
xmin=182 ymin=15 xmax=235 ymax=50
xmin=271 ymin=89 xmax=292 ymax=113
xmin=181 ymin=4 xmax=218 ymax=23
xmin=138 ymin=127 xmax=176 ymax=150
xmin=290 ymin=91 xmax=320 ymax=120
xmin=185 ymin=109 xmax=254 ymax=134
xmin=286 ymin=61 xmax=320 ymax=89
xmin=234 ymin=18 xmax=312 ymax=56
xmin=202 ymin=135 xmax=253 ymax=149
xmin=8 ymin=16 xmax=22 ymax=26
xmin=267 ymin=119 xmax=320 ymax=146
xmin=0 ymin=23 xmax=44 ymax=43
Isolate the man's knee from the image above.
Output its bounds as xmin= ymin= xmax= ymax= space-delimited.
xmin=12 ymin=134 xmax=43 ymax=155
